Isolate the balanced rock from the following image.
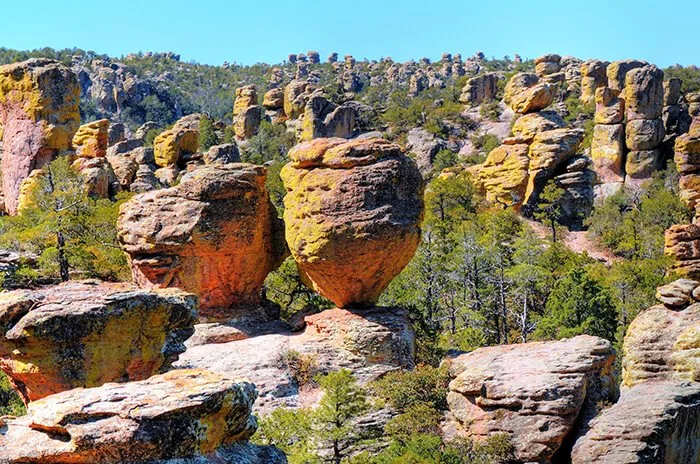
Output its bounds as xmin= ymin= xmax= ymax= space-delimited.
xmin=571 ymin=381 xmax=700 ymax=464
xmin=0 ymin=369 xmax=286 ymax=464
xmin=458 ymin=73 xmax=499 ymax=106
xmin=594 ymin=86 xmax=624 ymax=125
xmin=0 ymin=58 xmax=80 ymax=214
xmin=504 ymin=72 xmax=554 ymax=114
xmin=118 ymin=164 xmax=287 ymax=320
xmin=233 ymin=85 xmax=261 ymax=140
xmin=624 ymin=65 xmax=664 ymax=121
xmin=444 ymin=335 xmax=615 ymax=463
xmin=153 ymin=126 xmax=198 ymax=167
xmin=580 ymin=60 xmax=609 ymax=105
xmin=72 ymin=118 xmax=110 ymax=158
xmin=0 ymin=280 xmax=196 ymax=402
xmin=622 ymin=300 xmax=699 ymax=387
xmin=478 ymin=141 xmax=530 ymax=208
xmin=534 ymin=53 xmax=561 ymax=77
xmin=280 ymin=138 xmax=424 ymax=308
xmin=606 ymin=59 xmax=646 ymax=92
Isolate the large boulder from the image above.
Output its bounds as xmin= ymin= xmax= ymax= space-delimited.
xmin=299 ymin=93 xmax=356 ymax=141
xmin=0 ymin=369 xmax=286 ymax=464
xmin=0 ymin=58 xmax=81 ymax=214
xmin=283 ymin=79 xmax=311 ymax=120
xmin=458 ymin=73 xmax=499 ymax=106
xmin=624 ymin=65 xmax=664 ymax=121
xmin=280 ymin=138 xmax=424 ymax=308
xmin=594 ymin=86 xmax=624 ymax=125
xmin=625 ymin=117 xmax=665 ymax=150
xmin=606 ymin=59 xmax=646 ymax=92
xmin=580 ymin=60 xmax=609 ymax=105
xmin=153 ymin=126 xmax=198 ymax=167
xmin=675 ymin=132 xmax=700 ymax=215
xmin=477 ymin=141 xmax=530 ymax=208
xmin=571 ymin=381 xmax=700 ymax=463
xmin=511 ymin=111 xmax=565 ymax=143
xmin=72 ymin=118 xmax=110 ymax=158
xmin=504 ymin=72 xmax=554 ymax=114
xmin=118 ymin=164 xmax=287 ymax=320
xmin=233 ymin=85 xmax=261 ymax=140
xmin=665 ymin=223 xmax=700 ymax=277
xmin=0 ymin=280 xmax=196 ymax=402
xmin=534 ymin=54 xmax=561 ymax=77
xmin=591 ymin=124 xmax=625 ymax=183
xmin=444 ymin=335 xmax=615 ymax=463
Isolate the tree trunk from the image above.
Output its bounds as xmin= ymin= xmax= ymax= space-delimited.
xmin=57 ymin=229 xmax=69 ymax=282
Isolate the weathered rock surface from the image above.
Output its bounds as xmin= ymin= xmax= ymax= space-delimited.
xmin=607 ymin=59 xmax=646 ymax=92
xmin=0 ymin=369 xmax=286 ymax=463
xmin=478 ymin=141 xmax=530 ymax=208
xmin=665 ymin=222 xmax=700 ymax=277
xmin=511 ymin=111 xmax=565 ymax=143
xmin=444 ymin=335 xmax=615 ymax=463
xmin=571 ymin=381 xmax=700 ymax=464
xmin=580 ymin=60 xmax=609 ymax=105
xmin=72 ymin=156 xmax=118 ymax=198
xmin=406 ymin=127 xmax=448 ymax=175
xmin=72 ymin=119 xmax=109 ymax=158
xmin=299 ymin=93 xmax=356 ymax=141
xmin=459 ymin=73 xmax=498 ymax=106
xmin=0 ymin=58 xmax=81 ymax=214
xmin=591 ymin=123 xmax=625 ymax=183
xmin=504 ymin=72 xmax=554 ymax=114
xmin=675 ymin=132 xmax=700 ymax=216
xmin=203 ymin=143 xmax=240 ymax=164
xmin=594 ymin=86 xmax=624 ymax=124
xmin=176 ymin=307 xmax=415 ymax=414
xmin=233 ymin=85 xmax=261 ymax=140
xmin=0 ymin=280 xmax=196 ymax=402
xmin=280 ymin=138 xmax=423 ymax=308
xmin=118 ymin=164 xmax=287 ymax=320
xmin=153 ymin=126 xmax=198 ymax=167
xmin=622 ymin=300 xmax=699 ymax=387
xmin=624 ymin=65 xmax=664 ymax=121
xmin=283 ymin=80 xmax=311 ymax=120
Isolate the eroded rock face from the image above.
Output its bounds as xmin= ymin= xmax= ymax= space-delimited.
xmin=233 ymin=85 xmax=261 ymax=140
xmin=459 ymin=73 xmax=498 ymax=106
xmin=591 ymin=123 xmax=625 ymax=183
xmin=0 ymin=58 xmax=81 ymax=214
xmin=299 ymin=93 xmax=356 ymax=141
xmin=504 ymin=72 xmax=554 ymax=114
xmin=118 ymin=164 xmax=287 ymax=320
xmin=571 ymin=381 xmax=700 ymax=464
xmin=72 ymin=118 xmax=110 ymax=158
xmin=154 ymin=124 xmax=198 ymax=167
xmin=511 ymin=111 xmax=565 ymax=143
xmin=675 ymin=132 xmax=700 ymax=217
xmin=444 ymin=335 xmax=615 ymax=463
xmin=580 ymin=60 xmax=609 ymax=105
xmin=665 ymin=223 xmax=700 ymax=277
xmin=477 ymin=141 xmax=530 ymax=208
xmin=0 ymin=280 xmax=196 ymax=402
xmin=280 ymin=138 xmax=424 ymax=308
xmin=607 ymin=59 xmax=646 ymax=92
xmin=0 ymin=369 xmax=286 ymax=464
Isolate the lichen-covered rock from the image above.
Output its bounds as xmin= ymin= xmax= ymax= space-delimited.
xmin=0 ymin=280 xmax=196 ymax=402
xmin=72 ymin=118 xmax=109 ymax=158
xmin=153 ymin=126 xmax=198 ymax=167
xmin=594 ymin=86 xmax=624 ymax=124
xmin=0 ymin=369 xmax=284 ymax=463
xmin=444 ymin=335 xmax=615 ymax=463
xmin=665 ymin=77 xmax=682 ymax=106
xmin=0 ymin=59 xmax=80 ymax=214
xmin=300 ymin=93 xmax=356 ymax=141
xmin=580 ymin=60 xmax=609 ymax=105
xmin=478 ymin=142 xmax=530 ymax=208
xmin=107 ymin=151 xmax=139 ymax=189
xmin=675 ymin=132 xmax=700 ymax=215
xmin=625 ymin=118 xmax=665 ymax=150
xmin=511 ymin=111 xmax=565 ymax=142
xmin=624 ymin=65 xmax=664 ymax=121
xmin=283 ymin=79 xmax=311 ymax=120
xmin=263 ymin=87 xmax=286 ymax=123
xmin=72 ymin=156 xmax=118 ymax=198
xmin=505 ymin=72 xmax=555 ymax=114
xmin=177 ymin=307 xmax=415 ymax=414
xmin=280 ymin=138 xmax=423 ymax=308
xmin=233 ymin=85 xmax=261 ymax=140
xmin=665 ymin=223 xmax=700 ymax=278
xmin=606 ymin=59 xmax=646 ymax=91
xmin=571 ymin=381 xmax=700 ymax=464
xmin=622 ymin=301 xmax=699 ymax=387
xmin=203 ymin=143 xmax=241 ymax=164
xmin=118 ymin=164 xmax=287 ymax=320
xmin=458 ymin=73 xmax=498 ymax=106
xmin=655 ymin=278 xmax=700 ymax=308
xmin=130 ymin=163 xmax=162 ymax=193
xmin=504 ymin=72 xmax=539 ymax=106
xmin=534 ymin=54 xmax=561 ymax=77
xmin=625 ymin=149 xmax=661 ymax=180
xmin=591 ymin=124 xmax=625 ymax=183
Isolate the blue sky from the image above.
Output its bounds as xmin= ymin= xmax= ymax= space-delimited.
xmin=2 ymin=0 xmax=698 ymax=67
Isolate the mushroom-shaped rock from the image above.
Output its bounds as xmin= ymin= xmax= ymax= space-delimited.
xmin=0 ymin=58 xmax=80 ymax=214
xmin=444 ymin=335 xmax=615 ymax=463
xmin=571 ymin=381 xmax=700 ymax=463
xmin=72 ymin=118 xmax=110 ymax=158
xmin=0 ymin=369 xmax=287 ymax=464
xmin=280 ymin=138 xmax=424 ymax=308
xmin=0 ymin=280 xmax=196 ymax=402
xmin=118 ymin=164 xmax=287 ymax=320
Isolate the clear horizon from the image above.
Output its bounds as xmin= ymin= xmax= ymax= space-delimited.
xmin=2 ymin=0 xmax=699 ymax=68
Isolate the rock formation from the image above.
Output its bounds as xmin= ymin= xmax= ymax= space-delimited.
xmin=153 ymin=125 xmax=198 ymax=167
xmin=534 ymin=54 xmax=561 ymax=78
xmin=118 ymin=164 xmax=287 ymax=320
xmin=283 ymin=79 xmax=312 ymax=120
xmin=444 ymin=335 xmax=615 ymax=463
xmin=0 ymin=369 xmax=286 ymax=463
xmin=0 ymin=280 xmax=196 ymax=402
xmin=280 ymin=138 xmax=424 ymax=308
xmin=72 ymin=118 xmax=109 ymax=158
xmin=300 ymin=92 xmax=356 ymax=141
xmin=0 ymin=58 xmax=80 ymax=214
xmin=580 ymin=60 xmax=609 ymax=105
xmin=458 ymin=73 xmax=498 ymax=106
xmin=233 ymin=85 xmax=261 ymax=140
xmin=674 ymin=131 xmax=700 ymax=218
xmin=504 ymin=72 xmax=554 ymax=114
xmin=571 ymin=381 xmax=700 ymax=463
xmin=263 ymin=87 xmax=286 ymax=123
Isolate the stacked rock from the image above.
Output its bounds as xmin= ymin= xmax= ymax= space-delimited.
xmin=664 ymin=77 xmax=683 ymax=135
xmin=534 ymin=53 xmax=564 ymax=84
xmin=233 ymin=84 xmax=262 ymax=140
xmin=580 ymin=59 xmax=609 ymax=105
xmin=263 ymin=87 xmax=287 ymax=124
xmin=307 ymin=50 xmax=320 ymax=64
xmin=591 ymin=86 xmax=626 ymax=185
xmin=70 ymin=118 xmax=118 ymax=199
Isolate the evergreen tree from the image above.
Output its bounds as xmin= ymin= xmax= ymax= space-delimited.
xmin=198 ymin=115 xmax=218 ymax=151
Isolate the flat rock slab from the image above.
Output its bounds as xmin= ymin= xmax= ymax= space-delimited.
xmin=444 ymin=335 xmax=615 ymax=463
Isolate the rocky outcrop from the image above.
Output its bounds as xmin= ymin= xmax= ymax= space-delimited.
xmin=511 ymin=111 xmax=565 ymax=142
xmin=233 ymin=85 xmax=261 ymax=140
xmin=444 ymin=335 xmax=615 ymax=463
xmin=571 ymin=381 xmax=700 ymax=464
xmin=504 ymin=72 xmax=554 ymax=114
xmin=177 ymin=307 xmax=415 ymax=414
xmin=665 ymin=223 xmax=700 ymax=277
xmin=580 ymin=60 xmax=609 ymax=105
xmin=118 ymin=164 xmax=287 ymax=320
xmin=622 ymin=279 xmax=700 ymax=387
xmin=203 ymin=143 xmax=240 ymax=164
xmin=283 ymin=80 xmax=311 ymax=120
xmin=535 ymin=54 xmax=561 ymax=78
xmin=477 ymin=140 xmax=530 ymax=208
xmin=0 ymin=369 xmax=286 ymax=464
xmin=71 ymin=155 xmax=118 ymax=198
xmin=153 ymin=125 xmax=198 ymax=167
xmin=406 ymin=127 xmax=448 ymax=175
xmin=0 ymin=280 xmax=196 ymax=402
xmin=607 ymin=59 xmax=646 ymax=92
xmin=299 ymin=92 xmax=356 ymax=141
xmin=280 ymin=138 xmax=423 ymax=308
xmin=263 ymin=87 xmax=286 ymax=124
xmin=674 ymin=132 xmax=700 ymax=217
xmin=72 ymin=119 xmax=109 ymax=158
xmin=459 ymin=73 xmax=498 ymax=106
xmin=0 ymin=58 xmax=81 ymax=214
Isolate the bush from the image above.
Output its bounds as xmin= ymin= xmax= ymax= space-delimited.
xmin=279 ymin=349 xmax=319 ymax=387
xmin=0 ymin=372 xmax=24 ymax=416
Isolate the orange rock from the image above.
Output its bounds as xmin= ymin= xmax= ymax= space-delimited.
xmin=232 ymin=85 xmax=261 ymax=140
xmin=0 ymin=280 xmax=196 ymax=402
xmin=72 ymin=119 xmax=110 ymax=158
xmin=118 ymin=164 xmax=287 ymax=320
xmin=281 ymin=138 xmax=424 ymax=308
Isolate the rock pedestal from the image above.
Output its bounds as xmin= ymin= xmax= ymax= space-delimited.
xmin=233 ymin=85 xmax=261 ymax=140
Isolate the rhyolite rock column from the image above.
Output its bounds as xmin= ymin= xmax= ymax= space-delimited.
xmin=118 ymin=163 xmax=287 ymax=320
xmin=280 ymin=137 xmax=424 ymax=308
xmin=0 ymin=58 xmax=80 ymax=214
xmin=233 ymin=84 xmax=261 ymax=140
